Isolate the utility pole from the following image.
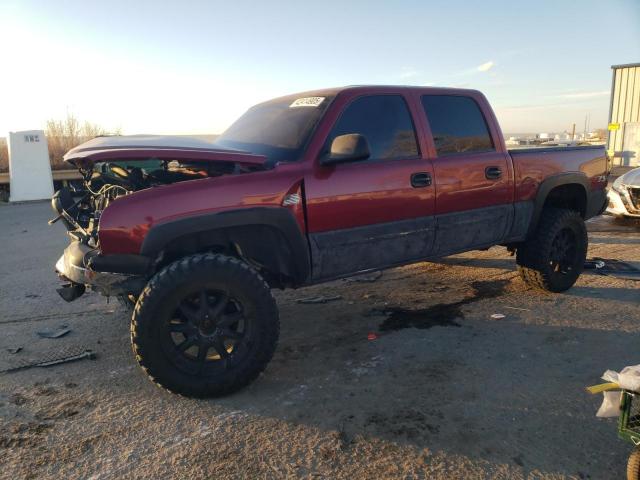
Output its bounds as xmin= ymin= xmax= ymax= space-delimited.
xmin=571 ymin=123 xmax=576 ymax=141
xmin=584 ymin=115 xmax=588 ymax=140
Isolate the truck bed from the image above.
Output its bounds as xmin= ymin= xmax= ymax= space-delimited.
xmin=507 ymin=145 xmax=604 ymax=155
xmin=508 ymin=144 xmax=608 ymax=206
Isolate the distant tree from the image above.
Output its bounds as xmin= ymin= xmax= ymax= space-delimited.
xmin=593 ymin=128 xmax=608 ymax=141
xmin=46 ymin=113 xmax=121 ymax=169
xmin=0 ymin=138 xmax=8 ymax=173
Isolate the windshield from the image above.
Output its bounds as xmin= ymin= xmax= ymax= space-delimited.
xmin=215 ymin=95 xmax=333 ymax=163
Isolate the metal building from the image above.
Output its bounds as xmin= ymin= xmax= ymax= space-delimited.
xmin=608 ymin=63 xmax=640 ymax=167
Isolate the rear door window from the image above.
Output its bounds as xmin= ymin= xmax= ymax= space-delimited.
xmin=421 ymin=95 xmax=494 ymax=156
xmin=327 ymin=95 xmax=419 ymax=160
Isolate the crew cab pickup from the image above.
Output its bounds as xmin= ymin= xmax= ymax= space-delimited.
xmin=51 ymin=86 xmax=609 ymax=397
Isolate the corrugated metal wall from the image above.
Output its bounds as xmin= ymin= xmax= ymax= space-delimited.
xmin=608 ymin=64 xmax=640 ymax=165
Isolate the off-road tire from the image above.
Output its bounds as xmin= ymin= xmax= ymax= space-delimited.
xmin=516 ymin=207 xmax=588 ymax=292
xmin=131 ymin=253 xmax=279 ymax=397
xmin=628 ymin=448 xmax=640 ymax=480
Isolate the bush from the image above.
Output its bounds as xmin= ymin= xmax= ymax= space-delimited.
xmin=0 ymin=115 xmax=120 ymax=173
xmin=46 ymin=114 xmax=120 ymax=170
xmin=0 ymin=138 xmax=7 ymax=173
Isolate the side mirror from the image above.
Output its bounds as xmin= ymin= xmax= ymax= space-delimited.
xmin=321 ymin=134 xmax=371 ymax=165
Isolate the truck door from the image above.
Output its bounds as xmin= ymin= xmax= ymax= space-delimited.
xmin=304 ymin=94 xmax=436 ymax=281
xmin=420 ymin=94 xmax=513 ymax=255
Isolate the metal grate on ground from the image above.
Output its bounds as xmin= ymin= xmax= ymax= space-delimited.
xmin=0 ymin=346 xmax=95 ymax=373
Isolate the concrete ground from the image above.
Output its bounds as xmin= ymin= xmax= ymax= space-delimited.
xmin=0 ymin=202 xmax=639 ymax=480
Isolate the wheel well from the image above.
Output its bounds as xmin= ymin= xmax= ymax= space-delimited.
xmin=543 ymin=183 xmax=587 ymax=218
xmin=158 ymin=225 xmax=300 ymax=288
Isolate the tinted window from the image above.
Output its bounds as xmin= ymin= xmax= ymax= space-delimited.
xmin=327 ymin=95 xmax=419 ymax=160
xmin=421 ymin=95 xmax=494 ymax=155
xmin=215 ymin=95 xmax=332 ymax=163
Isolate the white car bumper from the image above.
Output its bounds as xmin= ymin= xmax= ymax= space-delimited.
xmin=607 ymin=189 xmax=640 ymax=218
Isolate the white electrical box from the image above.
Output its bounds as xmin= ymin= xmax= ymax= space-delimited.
xmin=7 ymin=130 xmax=54 ymax=202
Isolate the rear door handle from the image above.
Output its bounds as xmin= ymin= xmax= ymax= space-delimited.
xmin=485 ymin=166 xmax=502 ymax=180
xmin=411 ymin=172 xmax=432 ymax=188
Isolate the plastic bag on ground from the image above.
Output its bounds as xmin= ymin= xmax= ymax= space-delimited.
xmin=596 ymin=391 xmax=622 ymax=418
xmin=603 ymin=365 xmax=640 ymax=392
xmin=594 ymin=364 xmax=640 ymax=418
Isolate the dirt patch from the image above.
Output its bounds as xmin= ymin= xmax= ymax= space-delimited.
xmin=34 ymin=385 xmax=58 ymax=396
xmin=365 ymin=408 xmax=444 ymax=441
xmin=35 ymin=399 xmax=94 ymax=421
xmin=379 ymin=279 xmax=509 ymax=331
xmin=0 ymin=422 xmax=52 ymax=449
xmin=8 ymin=393 xmax=29 ymax=406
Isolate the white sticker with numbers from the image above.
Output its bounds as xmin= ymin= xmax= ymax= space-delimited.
xmin=289 ymin=97 xmax=325 ymax=108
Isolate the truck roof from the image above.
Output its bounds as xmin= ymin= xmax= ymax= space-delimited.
xmin=260 ymin=85 xmax=483 ymax=105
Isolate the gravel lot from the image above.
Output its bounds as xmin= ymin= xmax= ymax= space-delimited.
xmin=1 ymin=202 xmax=639 ymax=479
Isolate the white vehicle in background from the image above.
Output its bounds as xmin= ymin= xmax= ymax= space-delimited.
xmin=608 ymin=167 xmax=640 ymax=218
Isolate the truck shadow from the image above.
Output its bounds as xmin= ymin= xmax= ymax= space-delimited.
xmin=589 ymin=235 xmax=640 ymax=245
xmin=566 ymin=285 xmax=640 ymax=303
xmin=207 ymin=274 xmax=639 ymax=479
xmin=437 ymin=256 xmax=640 ymax=287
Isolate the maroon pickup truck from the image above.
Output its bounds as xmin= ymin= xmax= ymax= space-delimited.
xmin=51 ymin=86 xmax=609 ymax=397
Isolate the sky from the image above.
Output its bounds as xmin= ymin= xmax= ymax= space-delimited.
xmin=0 ymin=0 xmax=639 ymax=136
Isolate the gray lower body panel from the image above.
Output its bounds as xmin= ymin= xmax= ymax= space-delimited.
xmin=504 ymin=201 xmax=534 ymax=242
xmin=432 ymin=204 xmax=513 ymax=256
xmin=309 ymin=216 xmax=435 ymax=281
xmin=308 ymin=202 xmax=534 ymax=282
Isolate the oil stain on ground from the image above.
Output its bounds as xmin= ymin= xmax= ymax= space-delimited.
xmin=379 ymin=279 xmax=509 ymax=331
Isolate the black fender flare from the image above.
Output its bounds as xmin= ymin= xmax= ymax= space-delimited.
xmin=140 ymin=207 xmax=310 ymax=284
xmin=528 ymin=172 xmax=590 ymax=235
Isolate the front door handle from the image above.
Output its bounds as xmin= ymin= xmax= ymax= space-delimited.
xmin=485 ymin=166 xmax=502 ymax=180
xmin=411 ymin=172 xmax=432 ymax=188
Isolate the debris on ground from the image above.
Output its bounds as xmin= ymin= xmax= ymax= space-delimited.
xmin=344 ymin=271 xmax=383 ymax=283
xmin=589 ymin=365 xmax=640 ymax=418
xmin=0 ymin=346 xmax=96 ymax=373
xmin=296 ymin=295 xmax=342 ymax=304
xmin=367 ymin=332 xmax=378 ymax=341
xmin=584 ymin=260 xmax=606 ymax=269
xmin=490 ymin=313 xmax=506 ymax=320
xmin=587 ymin=258 xmax=640 ymax=281
xmin=37 ymin=325 xmax=71 ymax=339
xmin=7 ymin=347 xmax=23 ymax=354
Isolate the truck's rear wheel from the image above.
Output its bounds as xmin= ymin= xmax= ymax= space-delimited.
xmin=516 ymin=207 xmax=588 ymax=292
xmin=131 ymin=253 xmax=279 ymax=397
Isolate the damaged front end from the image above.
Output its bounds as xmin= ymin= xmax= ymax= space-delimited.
xmin=51 ymin=135 xmax=268 ymax=302
xmin=51 ymin=182 xmax=151 ymax=302
xmin=54 ymin=241 xmax=149 ymax=302
xmin=607 ymin=169 xmax=640 ymax=218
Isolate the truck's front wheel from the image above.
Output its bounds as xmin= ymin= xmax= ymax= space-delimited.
xmin=516 ymin=207 xmax=588 ymax=292
xmin=131 ymin=253 xmax=279 ymax=397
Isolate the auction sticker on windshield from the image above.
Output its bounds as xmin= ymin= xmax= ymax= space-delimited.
xmin=290 ymin=97 xmax=325 ymax=108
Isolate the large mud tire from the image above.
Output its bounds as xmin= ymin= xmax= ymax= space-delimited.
xmin=516 ymin=208 xmax=588 ymax=293
xmin=131 ymin=253 xmax=279 ymax=397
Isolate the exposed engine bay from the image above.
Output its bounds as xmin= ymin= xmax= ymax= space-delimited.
xmin=50 ymin=159 xmax=236 ymax=243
